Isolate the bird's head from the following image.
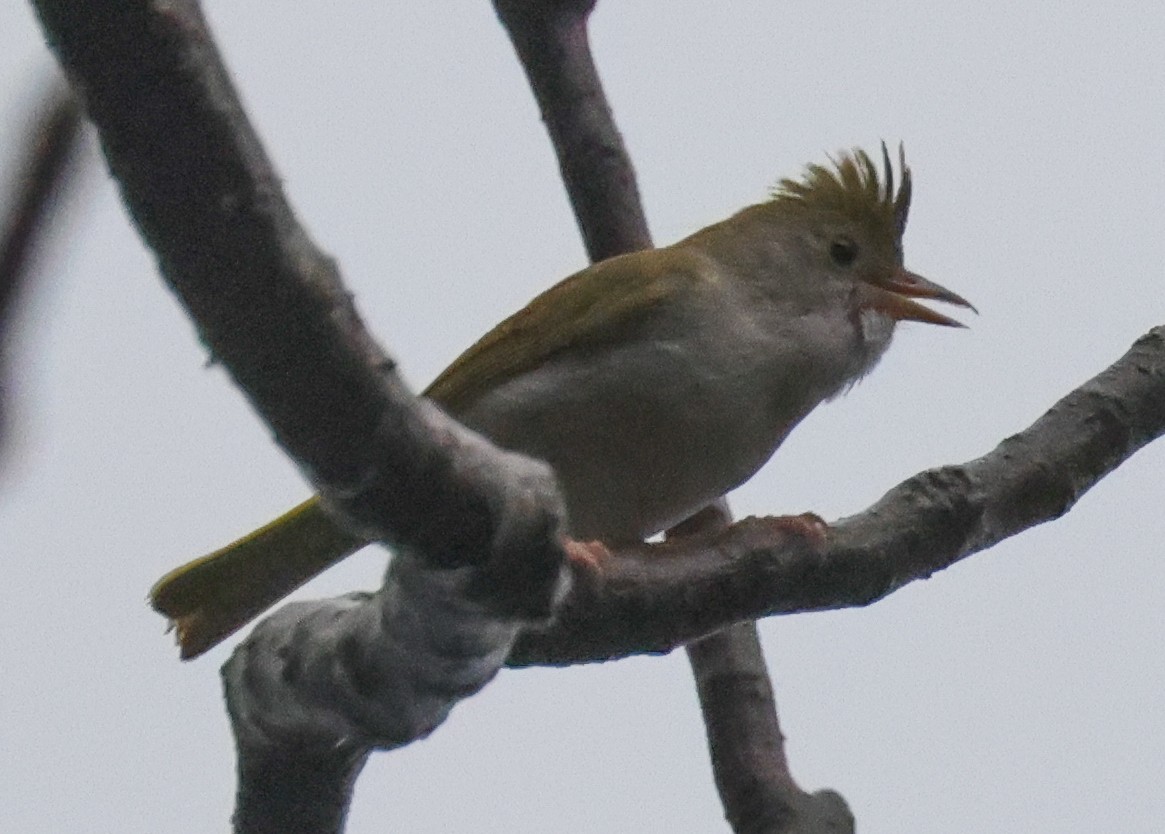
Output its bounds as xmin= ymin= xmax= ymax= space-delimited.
xmin=764 ymin=144 xmax=974 ymax=329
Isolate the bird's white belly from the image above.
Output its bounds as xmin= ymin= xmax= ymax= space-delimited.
xmin=459 ymin=339 xmax=796 ymax=542
xmin=455 ymin=291 xmax=886 ymax=543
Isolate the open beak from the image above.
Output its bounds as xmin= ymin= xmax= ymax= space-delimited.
xmin=865 ymin=268 xmax=977 ymax=328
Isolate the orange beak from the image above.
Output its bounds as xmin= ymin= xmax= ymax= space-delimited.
xmin=864 ymin=268 xmax=976 ymax=328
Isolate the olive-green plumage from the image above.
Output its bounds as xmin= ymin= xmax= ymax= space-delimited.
xmin=149 ymin=252 xmax=702 ymax=658
xmin=150 ymin=146 xmax=972 ymax=659
xmin=425 ymin=247 xmax=704 ymax=414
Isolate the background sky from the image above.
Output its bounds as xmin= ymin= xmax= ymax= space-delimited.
xmin=2 ymin=3 xmax=1164 ymax=832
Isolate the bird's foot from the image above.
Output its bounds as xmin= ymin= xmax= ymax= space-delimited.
xmin=563 ymin=537 xmax=613 ymax=576
xmin=758 ymin=511 xmax=829 ymax=549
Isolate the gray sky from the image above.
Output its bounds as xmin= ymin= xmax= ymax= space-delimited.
xmin=2 ymin=3 xmax=1164 ymax=832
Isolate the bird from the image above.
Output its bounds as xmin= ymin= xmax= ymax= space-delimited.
xmin=150 ymin=144 xmax=974 ymax=659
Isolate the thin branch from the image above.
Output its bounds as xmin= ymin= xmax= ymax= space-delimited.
xmin=510 ymin=325 xmax=1165 ymax=667
xmin=0 ymin=76 xmax=82 ymax=327
xmin=0 ymin=74 xmax=84 ymax=448
xmin=494 ymin=0 xmax=651 ymax=258
xmin=677 ymin=505 xmax=850 ymax=833
xmin=494 ymin=4 xmax=829 ymax=830
xmin=688 ymin=623 xmax=853 ymax=834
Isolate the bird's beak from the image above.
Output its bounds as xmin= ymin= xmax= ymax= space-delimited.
xmin=865 ymin=268 xmax=977 ymax=328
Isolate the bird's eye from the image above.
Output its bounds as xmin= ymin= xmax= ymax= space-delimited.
xmin=830 ymin=238 xmax=858 ymax=267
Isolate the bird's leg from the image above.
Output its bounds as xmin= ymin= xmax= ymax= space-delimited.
xmin=672 ymin=505 xmax=830 ymax=553
xmin=562 ymin=511 xmax=829 ymax=581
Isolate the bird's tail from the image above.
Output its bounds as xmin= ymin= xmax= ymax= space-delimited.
xmin=149 ymin=498 xmax=367 ymax=659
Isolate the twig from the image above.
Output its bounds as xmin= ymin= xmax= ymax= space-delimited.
xmin=0 ymin=74 xmax=84 ymax=447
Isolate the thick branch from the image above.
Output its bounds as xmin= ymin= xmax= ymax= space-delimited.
xmin=32 ymin=2 xmax=568 ymax=831
xmin=33 ymin=0 xmax=566 ymax=575
xmin=511 ymin=325 xmax=1165 ymax=667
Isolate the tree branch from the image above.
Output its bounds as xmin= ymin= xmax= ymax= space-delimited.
xmin=34 ymin=1 xmax=567 ymax=573
xmin=494 ymin=0 xmax=650 ymax=259
xmin=32 ymin=2 xmax=569 ymax=831
xmin=0 ymin=74 xmax=84 ymax=451
xmin=675 ymin=505 xmax=851 ymax=832
xmin=511 ymin=325 xmax=1165 ymax=667
xmin=494 ymin=3 xmax=833 ymax=830
xmin=688 ymin=623 xmax=853 ymax=834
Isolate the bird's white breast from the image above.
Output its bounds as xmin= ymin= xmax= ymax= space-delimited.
xmin=458 ymin=282 xmax=891 ymax=542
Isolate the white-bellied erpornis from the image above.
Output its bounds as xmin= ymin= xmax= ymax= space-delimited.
xmin=150 ymin=145 xmax=974 ymax=659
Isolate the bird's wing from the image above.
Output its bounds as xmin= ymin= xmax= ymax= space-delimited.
xmin=423 ymin=247 xmax=707 ymax=415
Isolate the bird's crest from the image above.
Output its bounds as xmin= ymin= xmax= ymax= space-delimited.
xmin=770 ymin=143 xmax=912 ymax=240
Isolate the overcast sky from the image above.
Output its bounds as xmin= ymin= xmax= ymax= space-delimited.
xmin=2 ymin=3 xmax=1164 ymax=833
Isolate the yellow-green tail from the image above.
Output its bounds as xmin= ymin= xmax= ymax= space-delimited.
xmin=149 ymin=498 xmax=367 ymax=659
